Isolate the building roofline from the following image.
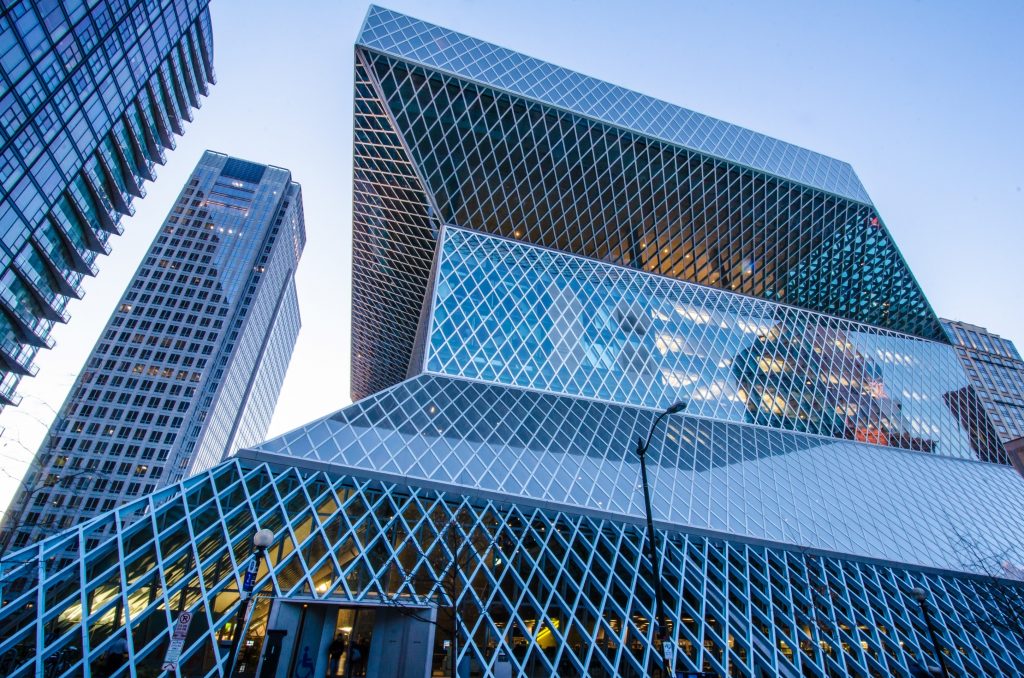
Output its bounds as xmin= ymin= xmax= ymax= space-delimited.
xmin=357 ymin=5 xmax=872 ymax=205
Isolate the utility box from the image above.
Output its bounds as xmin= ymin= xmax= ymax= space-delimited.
xmin=492 ymin=650 xmax=512 ymax=678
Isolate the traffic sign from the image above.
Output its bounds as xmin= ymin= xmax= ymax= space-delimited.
xmin=161 ymin=611 xmax=193 ymax=671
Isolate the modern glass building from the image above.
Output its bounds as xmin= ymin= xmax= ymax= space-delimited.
xmin=0 ymin=0 xmax=215 ymax=409
xmin=2 ymin=6 xmax=1024 ymax=677
xmin=0 ymin=151 xmax=304 ymax=555
xmin=942 ymin=318 xmax=1024 ymax=444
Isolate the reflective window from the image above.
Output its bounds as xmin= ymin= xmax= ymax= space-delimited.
xmin=428 ymin=228 xmax=1004 ymax=463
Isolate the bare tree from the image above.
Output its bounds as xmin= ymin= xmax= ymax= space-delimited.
xmin=0 ymin=437 xmax=94 ymax=608
xmin=0 ymin=392 xmax=70 ymax=565
xmin=948 ymin=528 xmax=1024 ymax=636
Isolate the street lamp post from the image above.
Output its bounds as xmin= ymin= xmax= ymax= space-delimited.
xmin=909 ymin=586 xmax=951 ymax=678
xmin=449 ymin=510 xmax=464 ymax=678
xmin=635 ymin=400 xmax=687 ymax=677
xmin=226 ymin=528 xmax=274 ymax=677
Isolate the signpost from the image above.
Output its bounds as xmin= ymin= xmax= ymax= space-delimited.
xmin=226 ymin=529 xmax=274 ymax=678
xmin=242 ymin=557 xmax=258 ymax=593
xmin=161 ymin=610 xmax=193 ymax=672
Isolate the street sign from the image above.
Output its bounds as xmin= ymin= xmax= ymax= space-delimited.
xmin=661 ymin=641 xmax=676 ymax=671
xmin=242 ymin=557 xmax=258 ymax=593
xmin=161 ymin=610 xmax=193 ymax=671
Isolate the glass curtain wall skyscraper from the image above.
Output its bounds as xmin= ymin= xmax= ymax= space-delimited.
xmin=942 ymin=318 xmax=1024 ymax=444
xmin=0 ymin=151 xmax=304 ymax=554
xmin=2 ymin=7 xmax=1024 ymax=678
xmin=0 ymin=0 xmax=214 ymax=409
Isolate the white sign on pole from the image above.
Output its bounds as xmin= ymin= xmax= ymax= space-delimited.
xmin=161 ymin=610 xmax=193 ymax=671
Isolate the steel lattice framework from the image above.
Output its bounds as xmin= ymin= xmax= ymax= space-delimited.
xmin=351 ymin=7 xmax=945 ymax=402
xmin=2 ymin=5 xmax=1023 ymax=678
xmin=2 ymin=460 xmax=1024 ymax=677
xmin=423 ymin=228 xmax=1003 ymax=463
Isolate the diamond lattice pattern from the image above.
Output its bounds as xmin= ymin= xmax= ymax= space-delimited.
xmin=350 ymin=23 xmax=945 ymax=399
xmin=425 ymin=227 xmax=1003 ymax=463
xmin=248 ymin=373 xmax=1024 ymax=575
xmin=2 ymin=460 xmax=1023 ymax=677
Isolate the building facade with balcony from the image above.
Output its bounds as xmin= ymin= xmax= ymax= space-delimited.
xmin=0 ymin=0 xmax=215 ymax=408
xmin=1 ymin=7 xmax=1024 ymax=677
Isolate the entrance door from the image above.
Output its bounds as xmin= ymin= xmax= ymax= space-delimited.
xmin=330 ymin=607 xmax=373 ymax=678
xmin=259 ymin=601 xmax=435 ymax=678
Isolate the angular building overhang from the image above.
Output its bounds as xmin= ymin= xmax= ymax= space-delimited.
xmin=350 ymin=6 xmax=946 ymax=401
xmin=357 ymin=5 xmax=870 ymax=204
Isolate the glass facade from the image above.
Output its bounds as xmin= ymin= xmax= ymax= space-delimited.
xmin=1 ymin=6 xmax=1023 ymax=678
xmin=942 ymin=318 xmax=1024 ymax=444
xmin=249 ymin=372 xmax=1024 ymax=575
xmin=0 ymin=0 xmax=214 ymax=409
xmin=426 ymin=228 xmax=1002 ymax=463
xmin=351 ymin=9 xmax=944 ymax=403
xmin=4 ymin=460 xmax=1024 ymax=678
xmin=0 ymin=151 xmax=305 ymax=553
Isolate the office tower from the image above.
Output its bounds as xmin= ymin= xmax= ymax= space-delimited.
xmin=0 ymin=151 xmax=304 ymax=554
xmin=0 ymin=0 xmax=215 ymax=410
xmin=3 ymin=7 xmax=1024 ymax=677
xmin=942 ymin=318 xmax=1024 ymax=443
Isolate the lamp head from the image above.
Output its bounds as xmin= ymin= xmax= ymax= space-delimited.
xmin=253 ymin=528 xmax=274 ymax=549
xmin=665 ymin=401 xmax=688 ymax=415
xmin=908 ymin=586 xmax=928 ymax=603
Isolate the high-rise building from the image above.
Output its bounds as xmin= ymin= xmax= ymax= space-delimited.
xmin=3 ymin=7 xmax=1024 ymax=678
xmin=942 ymin=318 xmax=1024 ymax=443
xmin=0 ymin=151 xmax=304 ymax=554
xmin=0 ymin=0 xmax=215 ymax=409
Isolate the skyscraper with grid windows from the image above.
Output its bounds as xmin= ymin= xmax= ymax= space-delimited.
xmin=2 ymin=7 xmax=1024 ymax=678
xmin=0 ymin=0 xmax=215 ymax=410
xmin=942 ymin=318 xmax=1024 ymax=444
xmin=0 ymin=151 xmax=304 ymax=554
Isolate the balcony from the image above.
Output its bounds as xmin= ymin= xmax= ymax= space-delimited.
xmin=47 ymin=213 xmax=100 ymax=275
xmin=0 ymin=336 xmax=38 ymax=377
xmin=31 ymin=231 xmax=85 ymax=299
xmin=0 ymin=371 xmax=22 ymax=407
xmin=12 ymin=258 xmax=69 ymax=324
xmin=0 ymin=285 xmax=54 ymax=348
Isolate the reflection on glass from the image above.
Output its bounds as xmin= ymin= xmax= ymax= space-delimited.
xmin=427 ymin=227 xmax=1003 ymax=463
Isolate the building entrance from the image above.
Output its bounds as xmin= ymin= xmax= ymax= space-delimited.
xmin=256 ymin=600 xmax=436 ymax=678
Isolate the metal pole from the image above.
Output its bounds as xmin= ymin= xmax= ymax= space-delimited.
xmin=225 ymin=546 xmax=265 ymax=677
xmin=451 ymin=512 xmax=460 ymax=678
xmin=919 ymin=600 xmax=951 ymax=678
xmin=637 ymin=433 xmax=673 ymax=678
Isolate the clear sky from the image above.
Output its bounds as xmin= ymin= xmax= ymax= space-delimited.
xmin=0 ymin=0 xmax=1021 ymax=512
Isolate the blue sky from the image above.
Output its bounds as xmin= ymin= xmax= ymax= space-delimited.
xmin=0 ymin=0 xmax=1021 ymax=506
